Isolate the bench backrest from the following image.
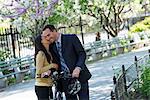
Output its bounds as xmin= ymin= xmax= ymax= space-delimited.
xmin=0 ymin=55 xmax=34 ymax=79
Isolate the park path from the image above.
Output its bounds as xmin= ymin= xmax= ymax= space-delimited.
xmin=89 ymin=46 xmax=149 ymax=100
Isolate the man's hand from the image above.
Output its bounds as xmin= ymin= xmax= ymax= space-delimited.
xmin=51 ymin=63 xmax=58 ymax=70
xmin=72 ymin=67 xmax=81 ymax=78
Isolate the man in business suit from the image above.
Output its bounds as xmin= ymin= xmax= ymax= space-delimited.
xmin=42 ymin=24 xmax=92 ymax=100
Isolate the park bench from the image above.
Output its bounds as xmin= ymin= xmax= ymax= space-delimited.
xmin=83 ymin=42 xmax=94 ymax=57
xmin=84 ymin=40 xmax=107 ymax=60
xmin=83 ymin=36 xmax=150 ymax=61
xmin=83 ymin=38 xmax=121 ymax=60
xmin=92 ymin=38 xmax=125 ymax=57
xmin=0 ymin=55 xmax=35 ymax=88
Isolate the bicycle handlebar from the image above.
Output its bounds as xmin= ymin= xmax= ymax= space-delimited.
xmin=50 ymin=69 xmax=75 ymax=81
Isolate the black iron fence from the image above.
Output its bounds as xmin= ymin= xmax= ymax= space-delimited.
xmin=111 ymin=50 xmax=150 ymax=100
xmin=0 ymin=25 xmax=34 ymax=61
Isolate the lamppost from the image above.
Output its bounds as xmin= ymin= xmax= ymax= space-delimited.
xmin=79 ymin=15 xmax=84 ymax=44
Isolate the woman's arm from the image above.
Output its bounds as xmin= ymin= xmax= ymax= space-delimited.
xmin=36 ymin=51 xmax=57 ymax=74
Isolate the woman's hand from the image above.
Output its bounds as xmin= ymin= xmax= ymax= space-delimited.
xmin=41 ymin=70 xmax=51 ymax=78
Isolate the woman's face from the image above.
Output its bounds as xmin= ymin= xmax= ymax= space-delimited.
xmin=41 ymin=28 xmax=51 ymax=44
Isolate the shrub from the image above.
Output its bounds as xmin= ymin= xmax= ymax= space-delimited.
xmin=129 ymin=17 xmax=150 ymax=36
xmin=140 ymin=67 xmax=150 ymax=97
xmin=7 ymin=77 xmax=16 ymax=85
xmin=120 ymin=39 xmax=128 ymax=46
xmin=0 ymin=49 xmax=10 ymax=61
xmin=130 ymin=23 xmax=148 ymax=33
xmin=24 ymin=73 xmax=31 ymax=80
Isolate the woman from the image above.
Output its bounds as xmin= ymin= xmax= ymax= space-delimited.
xmin=34 ymin=29 xmax=58 ymax=100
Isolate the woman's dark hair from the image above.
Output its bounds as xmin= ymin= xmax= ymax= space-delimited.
xmin=34 ymin=34 xmax=52 ymax=65
xmin=42 ymin=24 xmax=57 ymax=32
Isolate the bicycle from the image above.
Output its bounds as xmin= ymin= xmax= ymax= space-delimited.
xmin=50 ymin=69 xmax=81 ymax=100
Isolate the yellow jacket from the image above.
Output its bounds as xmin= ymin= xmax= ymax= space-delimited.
xmin=35 ymin=51 xmax=54 ymax=86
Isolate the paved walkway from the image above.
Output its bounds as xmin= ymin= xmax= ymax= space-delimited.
xmin=89 ymin=47 xmax=149 ymax=100
xmin=0 ymin=47 xmax=149 ymax=100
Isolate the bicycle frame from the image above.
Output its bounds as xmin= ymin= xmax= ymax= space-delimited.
xmin=51 ymin=71 xmax=72 ymax=100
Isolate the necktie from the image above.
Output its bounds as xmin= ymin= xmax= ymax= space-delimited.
xmin=56 ymin=42 xmax=70 ymax=73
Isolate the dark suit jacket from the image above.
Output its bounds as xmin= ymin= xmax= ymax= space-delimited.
xmin=50 ymin=34 xmax=92 ymax=83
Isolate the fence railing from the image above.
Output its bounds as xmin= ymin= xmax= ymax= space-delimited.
xmin=111 ymin=50 xmax=150 ymax=100
xmin=0 ymin=25 xmax=34 ymax=61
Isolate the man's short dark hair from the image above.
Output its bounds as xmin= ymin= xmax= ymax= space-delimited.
xmin=43 ymin=25 xmax=57 ymax=32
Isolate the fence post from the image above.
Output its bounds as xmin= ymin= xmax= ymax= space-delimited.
xmin=111 ymin=90 xmax=115 ymax=100
xmin=113 ymin=76 xmax=116 ymax=84
xmin=122 ymin=64 xmax=128 ymax=100
xmin=148 ymin=49 xmax=150 ymax=58
xmin=122 ymin=65 xmax=127 ymax=93
xmin=111 ymin=76 xmax=116 ymax=100
xmin=135 ymin=56 xmax=139 ymax=89
xmin=10 ymin=25 xmax=16 ymax=58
